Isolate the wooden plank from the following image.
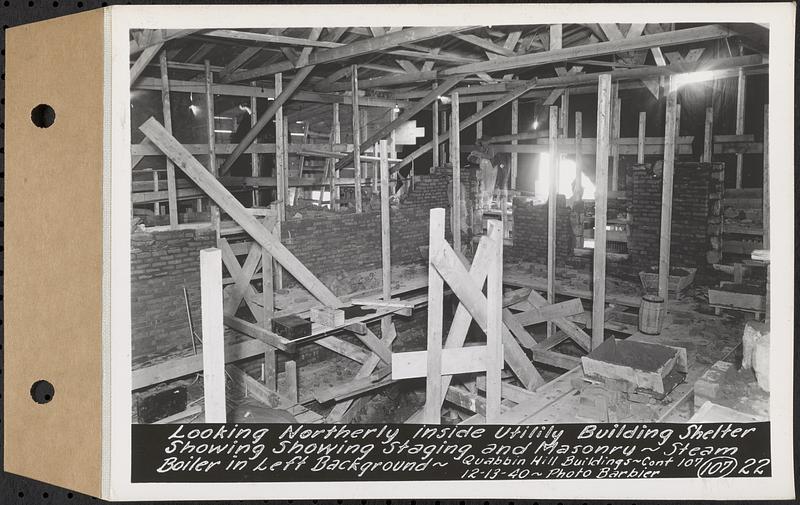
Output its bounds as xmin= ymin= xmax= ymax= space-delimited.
xmin=200 ymin=248 xmax=226 ymax=423
xmin=526 ymin=285 xmax=591 ymax=353
xmin=735 ymin=67 xmax=747 ymax=188
xmin=284 ymin=360 xmax=298 ymax=404
xmin=223 ymin=315 xmax=290 ymax=352
xmin=225 ymin=364 xmax=295 ymax=409
xmin=610 ymin=92 xmax=621 ymax=190
xmin=431 ymin=243 xmax=544 ymax=389
xmin=227 ymin=26 xmax=476 ymax=82
xmin=425 ymin=208 xmax=446 ymax=423
xmin=315 ymin=372 xmax=394 ymax=404
xmin=592 ymin=74 xmax=612 ymax=349
xmin=453 ymin=33 xmax=517 ymax=56
xmin=263 ymin=345 xmax=277 ymax=389
xmin=140 ymin=118 xmax=343 ymax=309
xmin=516 ymin=298 xmax=584 ymax=326
xmin=502 ymin=308 xmax=537 ymax=349
xmin=132 ymin=338 xmax=265 ymax=391
xmin=315 ymin=336 xmax=371 ymax=364
xmin=130 ymin=43 xmax=163 ymax=86
xmin=485 ymin=220 xmax=503 ymax=422
xmin=443 ymin=25 xmax=733 ymax=75
xmin=637 ymin=111 xmax=646 ymax=164
xmin=510 ymin=99 xmax=518 ymax=188
xmin=158 ymin=51 xmax=179 ymax=229
xmin=326 ymin=323 xmax=397 ymax=422
xmin=658 ymin=75 xmax=678 ymax=307
xmin=352 ymin=328 xmax=392 ymax=365
xmin=547 ymin=105 xmax=559 ymax=339
xmin=274 ymin=73 xmax=287 ymax=221
xmin=530 ymin=348 xmax=582 ymax=370
xmin=223 ymin=242 xmax=262 ymax=317
xmin=392 ymin=346 xmax=488 ymax=379
xmin=204 ymin=60 xmax=221 ymax=237
xmin=575 ymin=111 xmax=583 ymax=196
xmin=351 ymin=65 xmax=363 ymax=212
xmin=432 ymin=83 xmax=440 ymax=167
xmin=451 ymin=91 xmax=462 ymax=251
xmin=703 ymin=106 xmax=714 ymax=163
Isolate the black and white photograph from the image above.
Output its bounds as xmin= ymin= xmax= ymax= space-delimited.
xmin=117 ymin=4 xmax=792 ymax=499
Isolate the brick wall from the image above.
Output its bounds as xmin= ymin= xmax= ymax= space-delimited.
xmin=510 ymin=195 xmax=574 ymax=264
xmin=131 ymin=227 xmax=217 ymax=364
xmin=280 ymin=173 xmax=453 ymax=294
xmin=628 ymin=163 xmax=712 ymax=268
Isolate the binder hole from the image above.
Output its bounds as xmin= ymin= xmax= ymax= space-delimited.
xmin=30 ymin=380 xmax=55 ymax=404
xmin=31 ymin=104 xmax=56 ymax=128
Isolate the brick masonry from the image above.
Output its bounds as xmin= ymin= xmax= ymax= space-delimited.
xmin=628 ymin=163 xmax=713 ymax=269
xmin=131 ymin=227 xmax=217 ymax=364
xmin=509 ymin=195 xmax=574 ymax=265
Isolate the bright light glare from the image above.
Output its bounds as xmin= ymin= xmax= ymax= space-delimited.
xmin=214 ymin=129 xmax=233 ymax=133
xmin=532 ymin=120 xmax=539 ymax=130
xmin=674 ymin=70 xmax=714 ymax=88
xmin=535 ymin=154 xmax=596 ymax=201
xmin=188 ymin=104 xmax=201 ymax=115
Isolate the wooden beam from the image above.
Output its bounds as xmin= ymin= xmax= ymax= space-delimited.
xmin=703 ymin=106 xmax=714 ymax=163
xmin=592 ymin=74 xmax=612 ymax=349
xmin=610 ymin=90 xmax=621 ymax=190
xmin=379 ymin=139 xmax=394 ymax=342
xmin=432 ymin=84 xmax=440 ymax=167
xmin=227 ymin=26 xmax=476 ymax=82
xmin=637 ymin=111 xmax=646 ymax=164
xmin=485 ymin=220 xmax=503 ymax=423
xmin=351 ymin=66 xmax=363 ymax=213
xmin=335 ymin=75 xmax=464 ymax=170
xmin=453 ymin=33 xmax=516 ymax=56
xmin=393 ymin=346 xmax=489 ymax=379
xmin=274 ymin=73 xmax=287 ymax=221
xmin=394 ymin=79 xmax=539 ymax=172
xmin=425 ymin=208 xmax=446 ymax=424
xmin=735 ymin=67 xmax=746 ymax=188
xmin=443 ymin=25 xmax=734 ymax=76
xmin=510 ymin=99 xmax=518 ymax=188
xmin=139 ymin=117 xmax=344 ymax=309
xmin=547 ymin=105 xmax=558 ymax=338
xmin=516 ymin=298 xmax=584 ymax=326
xmin=204 ymin=60 xmax=220 ymax=237
xmin=575 ymin=111 xmax=583 ymax=196
xmin=226 ymin=364 xmax=295 ymax=409
xmin=322 ymin=70 xmax=437 ymax=91
xmin=451 ymin=92 xmax=462 ymax=252
xmin=200 ymin=248 xmax=226 ymax=423
xmin=158 ymin=51 xmax=179 ymax=229
xmin=204 ymin=29 xmax=341 ymax=48
xmin=130 ymin=43 xmax=163 ymax=86
xmin=223 ymin=315 xmax=290 ymax=352
xmin=658 ymin=75 xmax=679 ymax=306
xmin=283 ymin=360 xmax=298 ymax=404
xmin=219 ymin=46 xmax=261 ymax=80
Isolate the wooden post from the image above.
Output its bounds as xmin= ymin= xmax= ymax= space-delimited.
xmin=575 ymin=111 xmax=583 ymax=196
xmin=637 ymin=111 xmax=646 ymax=164
xmin=250 ymin=87 xmax=260 ymax=207
xmin=703 ymin=106 xmax=714 ymax=163
xmin=263 ymin=345 xmax=277 ymax=389
xmin=592 ymin=74 xmax=612 ymax=349
xmin=331 ymin=103 xmax=341 ymax=210
xmin=152 ymin=171 xmax=160 ymax=215
xmin=763 ymin=103 xmax=769 ymax=250
xmin=658 ymin=75 xmax=679 ymax=307
xmin=379 ymin=140 xmax=393 ymax=337
xmin=485 ymin=220 xmax=503 ymax=423
xmin=560 ymin=89 xmax=570 ymax=138
xmin=159 ymin=51 xmax=179 ymax=229
xmin=610 ymin=91 xmax=621 ymax=190
xmin=351 ymin=65 xmax=363 ymax=212
xmin=432 ymin=84 xmax=440 ymax=168
xmin=476 ymin=100 xmax=484 ymax=140
xmin=261 ymin=239 xmax=274 ymax=325
xmin=440 ymin=109 xmax=448 ymax=165
xmin=550 ymin=24 xmax=562 ymax=50
xmin=200 ymin=248 xmax=226 ymax=423
xmin=735 ymin=67 xmax=746 ymax=189
xmin=450 ymin=92 xmax=461 ymax=252
xmin=510 ymin=99 xmax=519 ymax=189
xmin=547 ymin=105 xmax=559 ymax=339
xmin=274 ymin=73 xmax=287 ymax=222
xmin=284 ymin=360 xmax=298 ymax=404
xmin=425 ymin=208 xmax=445 ymax=424
xmin=204 ymin=61 xmax=221 ymax=241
